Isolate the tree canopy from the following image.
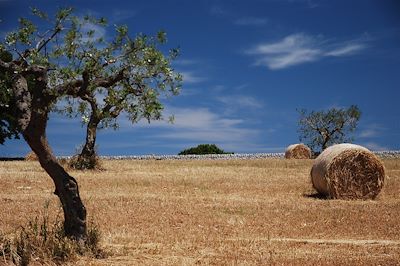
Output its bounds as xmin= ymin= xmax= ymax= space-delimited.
xmin=45 ymin=9 xmax=182 ymax=169
xmin=297 ymin=105 xmax=361 ymax=153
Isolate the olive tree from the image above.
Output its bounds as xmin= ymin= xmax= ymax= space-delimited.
xmin=297 ymin=105 xmax=361 ymax=153
xmin=56 ymin=18 xmax=181 ymax=169
xmin=0 ymin=7 xmax=181 ymax=240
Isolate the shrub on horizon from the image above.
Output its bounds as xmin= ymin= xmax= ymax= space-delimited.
xmin=178 ymin=144 xmax=232 ymax=155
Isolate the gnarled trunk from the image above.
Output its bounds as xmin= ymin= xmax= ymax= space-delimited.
xmin=14 ymin=73 xmax=87 ymax=241
xmin=24 ymin=123 xmax=87 ymax=239
xmin=75 ymin=114 xmax=100 ymax=169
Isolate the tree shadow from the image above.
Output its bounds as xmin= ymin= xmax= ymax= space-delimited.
xmin=303 ymin=192 xmax=329 ymax=200
xmin=0 ymin=157 xmax=24 ymax=161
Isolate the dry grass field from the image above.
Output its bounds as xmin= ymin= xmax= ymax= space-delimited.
xmin=1 ymin=158 xmax=399 ymax=265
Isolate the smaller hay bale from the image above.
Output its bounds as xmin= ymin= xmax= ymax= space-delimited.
xmin=285 ymin=143 xmax=312 ymax=159
xmin=310 ymin=143 xmax=385 ymax=200
xmin=25 ymin=151 xmax=38 ymax=161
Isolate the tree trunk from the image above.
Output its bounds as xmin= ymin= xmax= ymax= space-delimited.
xmin=321 ymin=129 xmax=330 ymax=151
xmin=322 ymin=136 xmax=330 ymax=151
xmin=76 ymin=114 xmax=100 ymax=169
xmin=13 ymin=74 xmax=87 ymax=241
xmin=24 ymin=122 xmax=87 ymax=240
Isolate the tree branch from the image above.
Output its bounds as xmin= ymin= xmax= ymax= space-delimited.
xmin=109 ymin=106 xmax=123 ymax=118
xmin=15 ymin=49 xmax=29 ymax=65
xmin=102 ymin=93 xmax=126 ymax=119
xmin=93 ymin=68 xmax=126 ymax=88
xmin=36 ymin=25 xmax=62 ymax=53
xmin=101 ymin=45 xmax=139 ymax=68
xmin=54 ymin=79 xmax=84 ymax=97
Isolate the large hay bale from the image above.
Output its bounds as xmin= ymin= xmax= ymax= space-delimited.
xmin=25 ymin=151 xmax=38 ymax=161
xmin=310 ymin=143 xmax=385 ymax=200
xmin=285 ymin=143 xmax=312 ymax=159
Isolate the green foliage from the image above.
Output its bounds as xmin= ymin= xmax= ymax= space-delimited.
xmin=1 ymin=7 xmax=181 ymax=125
xmin=178 ymin=144 xmax=231 ymax=155
xmin=297 ymin=105 xmax=361 ymax=153
xmin=0 ymin=51 xmax=20 ymax=144
xmin=0 ymin=203 xmax=104 ymax=265
xmin=50 ymin=13 xmax=182 ymax=127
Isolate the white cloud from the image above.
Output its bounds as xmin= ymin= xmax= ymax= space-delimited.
xmin=234 ymin=17 xmax=268 ymax=26
xmin=325 ymin=43 xmax=366 ymax=57
xmin=246 ymin=33 xmax=367 ymax=70
xmin=217 ymin=95 xmax=263 ymax=109
xmin=249 ymin=33 xmax=318 ymax=54
xmin=359 ymin=129 xmax=379 ymax=138
xmin=358 ymin=123 xmax=386 ymax=138
xmin=128 ymin=107 xmax=260 ymax=145
xmin=173 ymin=59 xmax=199 ymax=66
xmin=258 ymin=48 xmax=321 ymax=69
xmin=112 ymin=9 xmax=136 ymax=22
xmin=168 ymin=107 xmax=243 ymax=130
xmin=180 ymin=71 xmax=206 ymax=84
xmin=177 ymin=88 xmax=201 ymax=97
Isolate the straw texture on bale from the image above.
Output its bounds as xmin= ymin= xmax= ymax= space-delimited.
xmin=311 ymin=143 xmax=385 ymax=200
xmin=285 ymin=143 xmax=312 ymax=159
xmin=25 ymin=151 xmax=38 ymax=161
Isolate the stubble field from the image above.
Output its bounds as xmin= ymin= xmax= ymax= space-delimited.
xmin=1 ymin=158 xmax=399 ymax=265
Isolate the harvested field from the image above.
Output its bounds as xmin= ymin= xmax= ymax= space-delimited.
xmin=0 ymin=158 xmax=399 ymax=265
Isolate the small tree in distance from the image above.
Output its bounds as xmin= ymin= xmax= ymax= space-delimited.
xmin=297 ymin=105 xmax=361 ymax=154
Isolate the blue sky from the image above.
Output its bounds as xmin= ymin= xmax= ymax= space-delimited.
xmin=1 ymin=0 xmax=399 ymax=156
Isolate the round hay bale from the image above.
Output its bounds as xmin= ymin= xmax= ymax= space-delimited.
xmin=285 ymin=143 xmax=312 ymax=159
xmin=25 ymin=151 xmax=38 ymax=161
xmin=310 ymin=143 xmax=385 ymax=200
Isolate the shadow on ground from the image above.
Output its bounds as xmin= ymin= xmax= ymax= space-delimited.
xmin=303 ymin=192 xmax=328 ymax=200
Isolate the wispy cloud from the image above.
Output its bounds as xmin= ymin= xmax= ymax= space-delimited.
xmin=173 ymin=59 xmax=199 ymax=66
xmin=217 ymin=95 xmax=263 ymax=109
xmin=123 ymin=107 xmax=260 ymax=149
xmin=210 ymin=5 xmax=229 ymax=16
xmin=246 ymin=33 xmax=368 ymax=70
xmin=159 ymin=107 xmax=258 ymax=143
xmin=180 ymin=71 xmax=206 ymax=84
xmin=325 ymin=43 xmax=366 ymax=57
xmin=111 ymin=9 xmax=136 ymax=22
xmin=359 ymin=129 xmax=379 ymax=138
xmin=234 ymin=17 xmax=268 ymax=26
xmin=358 ymin=123 xmax=385 ymax=138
